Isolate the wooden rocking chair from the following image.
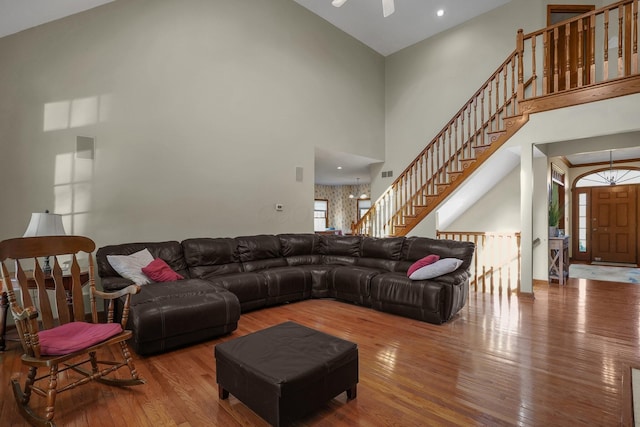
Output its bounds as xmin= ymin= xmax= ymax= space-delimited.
xmin=0 ymin=235 xmax=144 ymax=427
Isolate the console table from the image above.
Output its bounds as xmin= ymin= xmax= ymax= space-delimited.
xmin=549 ymin=236 xmax=570 ymax=285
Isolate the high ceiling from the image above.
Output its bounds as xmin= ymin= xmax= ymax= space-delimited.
xmin=2 ymin=0 xmax=638 ymax=186
xmin=293 ymin=0 xmax=512 ymax=56
xmin=0 ymin=0 xmax=115 ymax=38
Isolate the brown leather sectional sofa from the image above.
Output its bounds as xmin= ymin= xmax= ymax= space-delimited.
xmin=96 ymin=234 xmax=475 ymax=355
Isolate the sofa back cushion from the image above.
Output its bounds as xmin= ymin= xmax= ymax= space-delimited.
xmin=278 ymin=234 xmax=322 ymax=266
xmin=355 ymin=236 xmax=405 ymax=272
xmin=278 ymin=234 xmax=319 ymax=256
xmin=318 ymin=235 xmax=361 ymax=266
xmin=361 ymin=237 xmax=404 ymax=259
xmin=398 ymin=237 xmax=475 ymax=273
xmin=236 ymin=235 xmax=287 ymax=272
xmin=97 ymin=241 xmax=188 ymax=279
xmin=319 ymin=235 xmax=361 ymax=256
xmin=182 ymin=238 xmax=243 ymax=279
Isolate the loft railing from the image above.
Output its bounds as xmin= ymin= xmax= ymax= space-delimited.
xmin=437 ymin=231 xmax=521 ymax=296
xmin=517 ymin=0 xmax=639 ymax=107
xmin=354 ymin=0 xmax=640 ymax=238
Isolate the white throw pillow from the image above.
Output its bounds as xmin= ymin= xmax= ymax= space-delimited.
xmin=409 ymin=257 xmax=463 ymax=280
xmin=107 ymin=248 xmax=154 ymax=285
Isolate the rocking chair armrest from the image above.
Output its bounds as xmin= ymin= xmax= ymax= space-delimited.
xmin=93 ymin=284 xmax=141 ymax=300
xmin=11 ymin=305 xmax=40 ymax=322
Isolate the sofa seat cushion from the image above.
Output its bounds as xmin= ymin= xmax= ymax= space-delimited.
xmin=356 ymin=257 xmax=399 ymax=272
xmin=207 ymin=272 xmax=268 ymax=312
xmin=126 ymin=279 xmax=240 ymax=355
xmin=292 ymin=265 xmax=336 ymax=298
xmin=262 ymin=267 xmax=313 ymax=306
xmin=328 ymin=266 xmax=379 ymax=306
xmin=285 ymin=254 xmax=323 ymax=266
xmin=370 ymin=273 xmax=465 ymax=324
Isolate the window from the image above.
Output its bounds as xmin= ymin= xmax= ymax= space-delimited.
xmin=577 ymin=192 xmax=587 ymax=252
xmin=357 ymin=199 xmax=371 ymax=220
xmin=575 ymin=168 xmax=640 ymax=187
xmin=314 ymin=199 xmax=328 ymax=231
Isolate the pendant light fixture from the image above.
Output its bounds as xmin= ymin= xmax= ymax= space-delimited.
xmin=349 ymin=178 xmax=368 ymax=199
xmin=596 ymin=150 xmax=631 ymax=186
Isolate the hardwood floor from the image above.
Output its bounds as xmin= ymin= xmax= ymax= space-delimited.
xmin=1 ymin=278 xmax=639 ymax=426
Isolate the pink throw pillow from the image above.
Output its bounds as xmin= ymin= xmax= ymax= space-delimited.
xmin=142 ymin=258 xmax=184 ymax=282
xmin=39 ymin=322 xmax=122 ymax=355
xmin=407 ymin=254 xmax=440 ymax=277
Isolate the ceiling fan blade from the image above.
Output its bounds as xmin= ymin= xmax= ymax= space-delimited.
xmin=382 ymin=0 xmax=395 ymax=17
xmin=332 ymin=0 xmax=348 ymax=7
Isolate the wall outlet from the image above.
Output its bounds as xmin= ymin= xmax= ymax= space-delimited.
xmin=275 ymin=203 xmax=284 ymax=211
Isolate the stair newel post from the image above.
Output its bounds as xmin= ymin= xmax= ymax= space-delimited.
xmin=487 ymin=82 xmax=494 ymax=132
xmin=517 ymin=29 xmax=524 ymax=107
xmin=448 ymin=125 xmax=453 ymax=172
xmin=577 ymin=17 xmax=584 ymax=87
xmin=472 ymin=98 xmax=478 ymax=154
xmin=633 ymin=0 xmax=638 ymax=74
xmin=543 ymin=31 xmax=549 ymax=95
xmin=553 ymin=27 xmax=559 ymax=93
xmin=590 ymin=13 xmax=596 ymax=83
xmin=467 ymin=103 xmax=472 ymax=160
xmin=531 ymin=37 xmax=537 ymax=98
xmin=564 ymin=22 xmax=571 ymax=90
xmin=494 ymin=74 xmax=500 ymax=128
xmin=419 ymin=156 xmax=424 ymax=205
xmin=502 ymin=66 xmax=508 ymax=120
xmin=605 ymin=9 xmax=610 ymax=80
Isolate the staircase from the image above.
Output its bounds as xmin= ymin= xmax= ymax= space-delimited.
xmin=353 ymin=0 xmax=640 ymax=237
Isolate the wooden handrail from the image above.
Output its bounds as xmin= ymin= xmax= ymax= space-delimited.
xmin=518 ymin=0 xmax=639 ymax=99
xmin=437 ymin=231 xmax=521 ymax=295
xmin=354 ymin=0 xmax=640 ymax=237
xmin=353 ymin=51 xmax=521 ymax=236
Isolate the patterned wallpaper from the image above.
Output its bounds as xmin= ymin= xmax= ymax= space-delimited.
xmin=315 ymin=184 xmax=370 ymax=234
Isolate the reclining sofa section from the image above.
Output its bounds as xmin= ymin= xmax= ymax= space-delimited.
xmin=96 ymin=234 xmax=475 ymax=355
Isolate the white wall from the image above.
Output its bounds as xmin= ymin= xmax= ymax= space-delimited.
xmin=445 ymin=166 xmax=521 ymax=232
xmin=0 ymin=0 xmax=385 ymax=247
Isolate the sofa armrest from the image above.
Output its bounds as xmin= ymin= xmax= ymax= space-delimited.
xmin=101 ymin=276 xmax=134 ymax=292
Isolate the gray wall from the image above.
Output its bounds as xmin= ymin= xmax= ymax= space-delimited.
xmin=0 ymin=0 xmax=385 ymax=246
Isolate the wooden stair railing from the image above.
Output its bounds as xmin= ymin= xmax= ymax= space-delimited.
xmin=353 ymin=51 xmax=529 ymax=237
xmin=354 ymin=0 xmax=640 ymax=237
xmin=518 ymin=0 xmax=640 ymax=114
xmin=437 ymin=231 xmax=521 ymax=296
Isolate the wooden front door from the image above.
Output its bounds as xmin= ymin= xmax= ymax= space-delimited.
xmin=547 ymin=5 xmax=595 ymax=93
xmin=591 ymin=185 xmax=637 ymax=263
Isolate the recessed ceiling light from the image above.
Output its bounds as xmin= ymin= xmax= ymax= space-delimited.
xmin=436 ymin=9 xmax=445 ymax=17
xmin=337 ymin=166 xmax=343 ymax=170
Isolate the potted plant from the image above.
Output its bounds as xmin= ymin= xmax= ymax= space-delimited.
xmin=548 ymin=201 xmax=560 ymax=237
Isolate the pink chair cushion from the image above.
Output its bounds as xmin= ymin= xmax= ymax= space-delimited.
xmin=407 ymin=254 xmax=441 ymax=277
xmin=38 ymin=322 xmax=123 ymax=356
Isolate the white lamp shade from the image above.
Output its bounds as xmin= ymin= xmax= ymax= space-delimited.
xmin=23 ymin=213 xmax=67 ymax=237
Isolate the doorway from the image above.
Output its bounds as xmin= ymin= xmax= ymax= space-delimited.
xmin=572 ymin=184 xmax=638 ymax=264
xmin=546 ymin=4 xmax=595 ymax=92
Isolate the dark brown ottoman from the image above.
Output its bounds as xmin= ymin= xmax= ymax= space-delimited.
xmin=215 ymin=321 xmax=358 ymax=426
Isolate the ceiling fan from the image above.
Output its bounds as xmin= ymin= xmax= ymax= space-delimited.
xmin=332 ymin=0 xmax=395 ymax=18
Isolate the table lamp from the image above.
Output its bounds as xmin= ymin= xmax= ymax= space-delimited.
xmin=23 ymin=210 xmax=67 ymax=275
